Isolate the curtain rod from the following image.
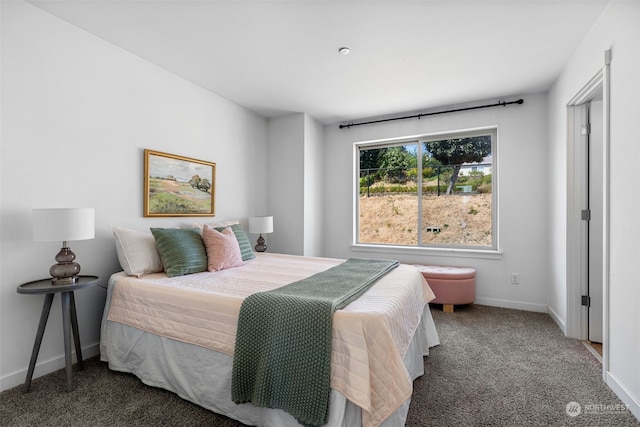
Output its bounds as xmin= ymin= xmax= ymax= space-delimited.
xmin=339 ymin=98 xmax=524 ymax=129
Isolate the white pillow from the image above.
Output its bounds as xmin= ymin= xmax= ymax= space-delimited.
xmin=112 ymin=225 xmax=163 ymax=277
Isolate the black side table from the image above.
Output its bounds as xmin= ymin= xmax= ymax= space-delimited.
xmin=17 ymin=275 xmax=99 ymax=393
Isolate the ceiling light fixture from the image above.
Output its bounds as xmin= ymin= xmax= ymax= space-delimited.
xmin=338 ymin=47 xmax=350 ymax=56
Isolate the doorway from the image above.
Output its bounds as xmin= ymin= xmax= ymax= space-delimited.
xmin=565 ymin=54 xmax=610 ymax=376
xmin=569 ymin=97 xmax=604 ymax=343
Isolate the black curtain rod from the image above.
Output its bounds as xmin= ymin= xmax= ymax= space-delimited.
xmin=339 ymin=98 xmax=524 ymax=129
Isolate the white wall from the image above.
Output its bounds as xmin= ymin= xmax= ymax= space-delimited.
xmin=266 ymin=113 xmax=324 ymax=256
xmin=547 ymin=0 xmax=640 ymax=418
xmin=322 ymin=93 xmax=550 ymax=312
xmin=303 ymin=114 xmax=324 ymax=257
xmin=0 ymin=2 xmax=267 ymax=391
xmin=267 ymin=114 xmax=305 ymax=255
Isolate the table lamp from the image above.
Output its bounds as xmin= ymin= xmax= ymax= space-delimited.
xmin=32 ymin=208 xmax=95 ymax=284
xmin=249 ymin=216 xmax=273 ymax=252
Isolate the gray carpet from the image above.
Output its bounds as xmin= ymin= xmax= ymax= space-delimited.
xmin=1 ymin=305 xmax=637 ymax=426
xmin=408 ymin=305 xmax=638 ymax=426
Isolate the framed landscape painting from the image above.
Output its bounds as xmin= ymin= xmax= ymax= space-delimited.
xmin=144 ymin=149 xmax=216 ymax=217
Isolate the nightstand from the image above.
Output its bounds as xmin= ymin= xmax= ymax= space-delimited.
xmin=17 ymin=275 xmax=99 ymax=393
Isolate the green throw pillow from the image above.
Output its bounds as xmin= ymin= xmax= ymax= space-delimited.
xmin=150 ymin=228 xmax=208 ymax=277
xmin=216 ymin=223 xmax=255 ymax=261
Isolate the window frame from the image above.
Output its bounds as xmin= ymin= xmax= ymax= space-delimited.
xmin=354 ymin=127 xmax=499 ymax=255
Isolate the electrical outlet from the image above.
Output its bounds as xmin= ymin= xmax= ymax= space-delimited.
xmin=511 ymin=273 xmax=520 ymax=285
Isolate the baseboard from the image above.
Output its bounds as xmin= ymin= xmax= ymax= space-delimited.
xmin=0 ymin=342 xmax=100 ymax=392
xmin=474 ymin=297 xmax=548 ymax=313
xmin=546 ymin=305 xmax=567 ymax=334
xmin=606 ymin=371 xmax=640 ymax=421
xmin=582 ymin=341 xmax=603 ymax=364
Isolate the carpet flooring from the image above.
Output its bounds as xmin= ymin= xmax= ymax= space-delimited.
xmin=1 ymin=304 xmax=638 ymax=426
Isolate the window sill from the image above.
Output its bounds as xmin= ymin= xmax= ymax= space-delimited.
xmin=351 ymin=244 xmax=503 ymax=260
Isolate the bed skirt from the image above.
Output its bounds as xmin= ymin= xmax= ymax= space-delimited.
xmin=100 ymin=286 xmax=439 ymax=426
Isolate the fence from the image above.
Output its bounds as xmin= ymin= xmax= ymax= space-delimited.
xmin=359 ymin=164 xmax=492 ymax=197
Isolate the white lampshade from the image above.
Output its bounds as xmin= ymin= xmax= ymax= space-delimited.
xmin=32 ymin=208 xmax=95 ymax=242
xmin=249 ymin=216 xmax=273 ymax=234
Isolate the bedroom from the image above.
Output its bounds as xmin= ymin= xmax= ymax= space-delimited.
xmin=1 ymin=0 xmax=639 ymax=424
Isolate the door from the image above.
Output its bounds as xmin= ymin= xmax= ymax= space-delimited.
xmin=565 ymin=61 xmax=609 ymax=370
xmin=588 ymin=99 xmax=604 ymax=343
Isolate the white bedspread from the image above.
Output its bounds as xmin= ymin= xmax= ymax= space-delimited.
xmin=106 ymin=253 xmax=436 ymax=427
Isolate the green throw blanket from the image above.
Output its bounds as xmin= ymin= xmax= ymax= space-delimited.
xmin=231 ymin=257 xmax=399 ymax=426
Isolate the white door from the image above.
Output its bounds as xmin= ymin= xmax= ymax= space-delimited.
xmin=588 ymin=99 xmax=604 ymax=343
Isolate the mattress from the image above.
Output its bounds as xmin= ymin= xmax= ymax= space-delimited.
xmin=101 ymin=253 xmax=439 ymax=427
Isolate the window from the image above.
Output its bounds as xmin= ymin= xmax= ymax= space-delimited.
xmin=356 ymin=128 xmax=497 ymax=250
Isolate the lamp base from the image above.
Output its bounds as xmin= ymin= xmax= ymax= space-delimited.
xmin=52 ymin=276 xmax=79 ymax=285
xmin=255 ymin=234 xmax=267 ymax=252
xmin=50 ymin=246 xmax=81 ymax=285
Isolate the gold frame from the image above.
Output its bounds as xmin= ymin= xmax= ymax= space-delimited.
xmin=144 ymin=149 xmax=216 ymax=217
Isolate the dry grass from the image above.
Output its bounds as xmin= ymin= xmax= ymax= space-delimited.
xmin=358 ymin=193 xmax=492 ymax=246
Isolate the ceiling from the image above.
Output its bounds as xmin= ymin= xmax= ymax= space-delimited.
xmin=28 ymin=0 xmax=611 ymax=125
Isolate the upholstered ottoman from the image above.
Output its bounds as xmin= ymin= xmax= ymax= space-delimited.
xmin=413 ymin=265 xmax=476 ymax=313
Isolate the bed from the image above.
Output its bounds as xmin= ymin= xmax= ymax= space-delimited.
xmin=100 ymin=225 xmax=439 ymax=427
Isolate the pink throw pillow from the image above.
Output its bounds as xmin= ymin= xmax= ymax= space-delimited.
xmin=202 ymin=225 xmax=244 ymax=271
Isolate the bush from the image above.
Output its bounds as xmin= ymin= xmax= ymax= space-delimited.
xmin=389 ymin=185 xmax=413 ymax=193
xmin=423 ymin=167 xmax=436 ymax=178
xmin=477 ymin=183 xmax=492 ymax=193
xmin=360 ymin=175 xmax=375 ymax=187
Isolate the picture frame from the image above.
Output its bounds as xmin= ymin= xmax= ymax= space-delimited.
xmin=144 ymin=149 xmax=216 ymax=217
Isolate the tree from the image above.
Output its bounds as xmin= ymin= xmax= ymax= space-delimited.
xmin=424 ymin=136 xmax=491 ymax=194
xmin=359 ymin=148 xmax=385 ymax=171
xmin=359 ymin=148 xmax=386 ymax=183
xmin=199 ymin=178 xmax=211 ymax=193
xmin=379 ymin=146 xmax=417 ymax=183
xmin=190 ymin=175 xmax=201 ymax=189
